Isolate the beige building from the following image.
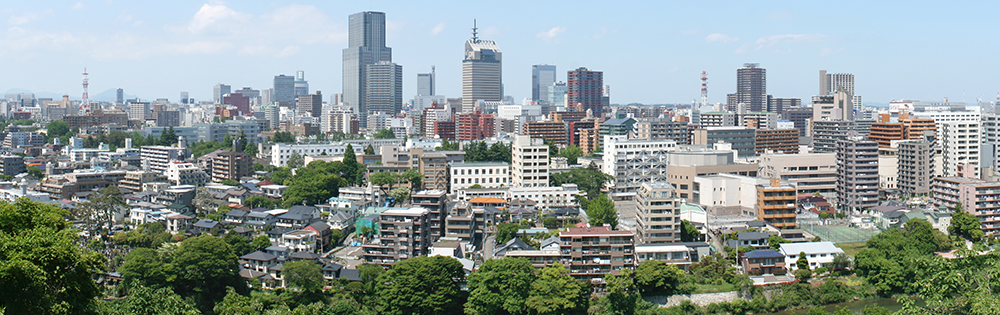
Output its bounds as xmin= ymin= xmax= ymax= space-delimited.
xmin=759 ymin=152 xmax=837 ymax=194
xmin=512 ymin=135 xmax=549 ymax=188
xmin=635 ymin=182 xmax=683 ymax=244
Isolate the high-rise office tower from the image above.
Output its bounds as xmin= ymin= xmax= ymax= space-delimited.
xmin=213 ymin=84 xmax=230 ymax=104
xmin=261 ymin=88 xmax=273 ymax=105
xmin=532 ymin=64 xmax=556 ymax=103
xmin=273 ymin=75 xmax=294 ymax=107
xmin=116 ymin=88 xmax=124 ymax=104
xmin=296 ymin=91 xmax=323 ymax=118
xmin=180 ymin=91 xmax=189 ymax=104
xmin=548 ymin=82 xmax=567 ymax=109
xmin=462 ymin=21 xmax=502 ymax=113
xmin=417 ymin=67 xmax=435 ymax=96
xmin=730 ymin=63 xmax=767 ymax=112
xmin=819 ymin=70 xmax=862 ymax=112
xmin=343 ymin=11 xmax=392 ymax=127
xmin=567 ymin=67 xmax=604 ymax=116
xmin=294 ymin=71 xmax=309 ymax=96
xmin=365 ymin=61 xmax=403 ymax=116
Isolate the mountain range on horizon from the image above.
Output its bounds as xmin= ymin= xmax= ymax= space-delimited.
xmin=4 ymin=88 xmax=140 ymax=103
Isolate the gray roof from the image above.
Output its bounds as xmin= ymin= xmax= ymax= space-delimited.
xmin=288 ymin=205 xmax=316 ymax=215
xmin=338 ymin=269 xmax=361 ymax=281
xmin=267 ymin=227 xmax=291 ymax=236
xmin=226 ymin=209 xmax=248 ymax=217
xmin=240 ymin=251 xmax=277 ymax=261
xmin=278 ymin=213 xmax=310 ymax=221
xmin=307 ymin=221 xmax=330 ymax=232
xmin=289 ymin=252 xmax=321 ymax=260
xmin=738 ymin=232 xmax=770 ymax=241
xmin=193 ymin=219 xmax=219 ymax=229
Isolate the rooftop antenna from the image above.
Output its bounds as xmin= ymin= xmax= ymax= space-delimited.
xmin=471 ymin=19 xmax=478 ymax=43
xmin=700 ymin=71 xmax=708 ymax=108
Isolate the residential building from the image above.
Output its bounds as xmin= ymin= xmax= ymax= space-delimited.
xmin=781 ymin=242 xmax=845 ymax=271
xmin=450 ymin=162 xmax=509 ymax=192
xmin=602 ymin=136 xmax=677 ymax=191
xmin=699 ymin=111 xmax=737 ymax=127
xmin=811 ymin=89 xmax=854 ymax=121
xmin=362 ymin=207 xmax=430 ymax=266
xmin=140 ymin=145 xmax=189 ymax=173
xmin=897 ymin=140 xmax=935 ymax=196
xmin=344 ymin=11 xmax=393 ymax=127
xmin=730 ymin=63 xmax=767 ymax=112
xmin=567 ymin=67 xmax=604 ymax=116
xmin=462 ymin=26 xmax=502 ymax=113
xmin=119 ymin=170 xmax=165 ymax=192
xmin=941 ymin=121 xmax=980 ymax=178
xmin=757 ymin=178 xmax=798 ymax=228
xmin=767 ymin=97 xmax=800 ymax=116
xmin=509 ymin=184 xmax=584 ymax=212
xmin=0 ymin=155 xmax=25 ymax=176
xmin=522 ymin=121 xmax=567 ymax=145
xmin=64 ymin=109 xmax=130 ymax=129
xmin=512 ymin=135 xmax=549 ymax=188
xmin=742 ymin=249 xmax=787 ymax=276
xmin=692 ymin=127 xmax=756 ymax=158
xmin=412 ymin=190 xmax=448 ymax=238
xmin=365 ymin=61 xmax=403 ymax=116
xmin=164 ymin=161 xmax=210 ymax=186
xmin=759 ymin=152 xmax=837 ymax=194
xmin=213 ymin=84 xmax=231 ymax=104
xmin=836 ymin=138 xmax=879 ymax=214
xmin=811 ymin=120 xmax=872 ymax=153
xmin=782 ymin=107 xmax=813 ymax=137
xmin=505 ymin=226 xmax=635 ymax=282
xmin=635 ymin=182 xmax=683 ymax=244
xmin=667 ymin=146 xmax=759 ymax=202
xmin=635 ymin=118 xmax=690 ymax=144
xmin=932 ymin=177 xmax=1000 ymax=235
xmin=755 ymin=129 xmax=799 ymax=155
xmin=296 ymin=91 xmax=323 ymax=118
xmin=211 ymin=150 xmax=253 ymax=182
xmin=456 ymin=110 xmax=496 ymax=140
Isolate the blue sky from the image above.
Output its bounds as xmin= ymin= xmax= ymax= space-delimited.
xmin=2 ymin=1 xmax=999 ymax=105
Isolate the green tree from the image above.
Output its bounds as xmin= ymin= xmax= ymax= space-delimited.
xmin=559 ymin=144 xmax=583 ymax=165
xmin=831 ymin=253 xmax=852 ymax=273
xmin=375 ymin=255 xmax=466 ymax=315
xmin=220 ymin=179 xmax=240 ymax=186
xmin=370 ymin=171 xmax=398 ymax=196
xmin=364 ymin=144 xmax=375 ymax=155
xmin=46 ymin=120 xmax=70 ymax=142
xmin=525 ymin=262 xmax=588 ymax=315
xmin=469 ymin=184 xmax=483 ymax=189
xmin=213 ymin=287 xmax=263 ymax=315
xmin=374 ymin=128 xmax=396 ymax=139
xmin=341 ymin=144 xmax=363 ymax=186
xmin=464 ymin=257 xmax=535 ymax=315
xmin=495 ymin=222 xmax=528 ymax=244
xmin=357 ymin=263 xmax=385 ymax=298
xmin=439 ymin=138 xmax=460 ymax=150
xmin=283 ymin=260 xmax=324 ymax=292
xmin=269 ymin=167 xmax=293 ymax=185
xmin=949 ymin=210 xmax=985 ymax=242
xmin=171 ymin=235 xmax=244 ymax=313
xmin=681 ymin=220 xmax=701 ymax=242
xmin=0 ymin=199 xmax=104 ymax=314
xmin=797 ymin=251 xmax=811 ymax=270
xmin=389 ymin=187 xmax=410 ymax=205
xmin=634 ymin=260 xmax=686 ymax=296
xmin=603 ymin=270 xmax=641 ymax=315
xmin=26 ymin=166 xmax=43 ymax=179
xmin=585 ymin=193 xmax=618 ymax=229
xmin=243 ymin=141 xmax=258 ymax=157
xmin=119 ymin=247 xmax=171 ymax=289
xmin=101 ymin=285 xmax=200 ymax=315
xmin=401 ymin=168 xmax=423 ymax=192
xmin=250 ymin=235 xmax=271 ymax=252
xmin=244 ymin=196 xmax=276 ymax=209
xmin=549 ymin=164 xmax=612 ymax=198
xmin=794 ymin=268 xmax=813 ymax=282
xmin=74 ymin=185 xmax=128 ymax=239
xmin=159 ymin=126 xmax=179 ymax=146
xmin=223 ymin=231 xmax=253 ymax=256
xmin=287 ymin=152 xmax=304 ymax=168
xmin=270 ymin=131 xmax=296 ymax=143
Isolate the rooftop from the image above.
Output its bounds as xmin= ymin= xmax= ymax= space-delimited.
xmin=779 ymin=242 xmax=845 ymax=255
xmin=560 ymin=226 xmax=633 ymax=237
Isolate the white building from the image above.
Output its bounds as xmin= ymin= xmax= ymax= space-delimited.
xmin=280 ymin=230 xmax=318 ymax=253
xmin=780 ymin=242 xmax=845 ymax=271
xmin=450 ymin=162 xmax=509 ymax=192
xmin=692 ymin=174 xmax=761 ymax=217
xmin=164 ymin=161 xmax=210 ymax=185
xmin=602 ymin=135 xmax=678 ymax=189
xmin=140 ymin=145 xmax=189 ymax=172
xmin=270 ymin=143 xmax=361 ymax=167
xmin=509 ymin=184 xmax=583 ymax=211
xmin=512 ymin=135 xmax=549 ymax=188
xmin=940 ymin=121 xmax=980 ymax=178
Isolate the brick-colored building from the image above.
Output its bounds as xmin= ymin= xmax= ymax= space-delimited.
xmin=755 ymin=129 xmax=799 ymax=155
xmin=211 ymin=150 xmax=253 ymax=182
xmin=456 ymin=111 xmax=496 ymax=141
xmin=522 ymin=121 xmax=567 ymax=145
xmin=756 ymin=178 xmax=798 ymax=228
xmin=433 ymin=121 xmax=456 ymax=140
xmin=64 ymin=110 xmax=129 ymax=129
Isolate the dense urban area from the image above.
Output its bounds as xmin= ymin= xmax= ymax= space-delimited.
xmin=4 ymin=8 xmax=1000 ymax=315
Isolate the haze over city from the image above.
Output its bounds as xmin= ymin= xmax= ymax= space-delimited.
xmin=4 ymin=1 xmax=1000 ymax=104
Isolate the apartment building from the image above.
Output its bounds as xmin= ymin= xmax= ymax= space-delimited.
xmin=0 ymin=155 xmax=26 ymax=176
xmin=211 ymin=150 xmax=253 ymax=182
xmin=164 ymin=161 xmax=210 ymax=186
xmin=836 ymin=138 xmax=879 ymax=214
xmin=362 ymin=207 xmax=431 ymax=266
xmin=897 ymin=140 xmax=935 ymax=195
xmin=940 ymin=121 xmax=980 ymax=178
xmin=522 ymin=121 xmax=567 ymax=145
xmin=602 ymin=135 xmax=677 ymax=191
xmin=449 ymin=162 xmax=509 ymax=192
xmin=932 ymin=177 xmax=1000 ymax=235
xmin=140 ymin=145 xmax=189 ymax=173
xmin=509 ymin=183 xmax=584 ymax=212
xmin=412 ymin=190 xmax=448 ymax=239
xmin=635 ymin=118 xmax=690 ymax=145
xmin=692 ymin=126 xmax=756 ymax=158
xmin=505 ymin=226 xmax=635 ymax=282
xmin=120 ymin=170 xmax=166 ymax=192
xmin=635 ymin=182 xmax=683 ymax=244
xmin=756 ymin=178 xmax=798 ymax=228
xmin=759 ymin=152 xmax=837 ymax=194
xmin=512 ymin=135 xmax=549 ymax=188
xmin=755 ymin=129 xmax=799 ymax=155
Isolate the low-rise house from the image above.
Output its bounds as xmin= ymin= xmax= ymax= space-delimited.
xmin=276 ymin=212 xmax=311 ymax=229
xmin=260 ymin=184 xmax=289 ymax=198
xmin=240 ymin=251 xmax=279 ymax=273
xmin=192 ymin=219 xmax=220 ymax=234
xmin=164 ymin=213 xmax=194 ymax=234
xmin=281 ymin=230 xmax=318 ymax=253
xmin=731 ymin=232 xmax=771 ymax=249
xmin=780 ymin=242 xmax=845 ymax=271
xmin=225 ymin=209 xmax=249 ymax=225
xmin=742 ymin=249 xmax=787 ymax=275
xmin=246 ymin=211 xmax=276 ymax=227
xmin=267 ymin=227 xmax=291 ymax=245
xmin=304 ymin=221 xmax=332 ymax=250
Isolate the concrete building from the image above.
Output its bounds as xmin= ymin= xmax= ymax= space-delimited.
xmin=547 ymin=82 xmax=567 ymax=109
xmin=211 ymin=150 xmax=253 ymax=183
xmin=811 ymin=120 xmax=872 ymax=153
xmin=0 ymin=155 xmax=25 ymax=176
xmin=602 ymin=136 xmax=677 ymax=191
xmin=635 ymin=182 xmax=683 ymax=244
xmin=767 ymin=97 xmax=801 ymax=116
xmin=343 ymin=11 xmax=393 ymax=127
xmin=692 ymin=127 xmax=756 ymax=158
xmin=635 ymin=118 xmax=690 ymax=144
xmin=780 ymin=242 xmax=845 ymax=271
xmin=532 ymin=64 xmax=556 ymax=103
xmin=365 ymin=61 xmax=403 ymax=117
xmin=757 ymin=178 xmax=798 ymax=228
xmin=522 ymin=121 xmax=567 ymax=145
xmin=462 ymin=26 xmax=502 ymax=113
xmin=697 ymin=111 xmax=737 ymax=127
xmin=940 ymin=121 xmax=980 ymax=178
xmin=505 ymin=226 xmax=635 ymax=282
xmin=163 ymin=161 xmax=210 ymax=186
xmin=512 ymin=135 xmax=549 ymax=188
xmin=932 ymin=177 xmax=1000 ymax=235
xmin=879 ymin=147 xmax=898 ymax=190
xmin=508 ymin=184 xmax=583 ymax=212
xmin=213 ymin=84 xmax=231 ymax=104
xmin=362 ymin=207 xmax=430 ymax=266
xmin=140 ymin=145 xmax=189 ymax=173
xmin=811 ymin=89 xmax=854 ymax=121
xmin=755 ymin=129 xmax=799 ymax=155
xmin=567 ymin=67 xmax=604 ymax=116
xmin=456 ymin=110 xmax=495 ymax=141
xmin=897 ymin=140 xmax=935 ymax=196
xmin=296 ymin=91 xmax=323 ymax=118
xmin=782 ymin=107 xmax=813 ymax=137
xmin=666 ymin=146 xmax=759 ymax=202
xmin=759 ymin=152 xmax=837 ymax=194
xmin=273 ymin=75 xmax=295 ymax=107
xmin=450 ymin=162 xmax=509 ymax=192
xmin=730 ymin=63 xmax=767 ymax=112
xmin=836 ymin=138 xmax=879 ymax=214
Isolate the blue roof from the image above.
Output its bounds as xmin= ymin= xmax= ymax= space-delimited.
xmin=745 ymin=249 xmax=784 ymax=259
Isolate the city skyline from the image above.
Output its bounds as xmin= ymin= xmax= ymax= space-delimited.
xmin=3 ymin=1 xmax=1000 ymax=105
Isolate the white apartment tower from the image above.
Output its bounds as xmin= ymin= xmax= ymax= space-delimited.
xmin=940 ymin=121 xmax=980 ymax=178
xmin=512 ymin=135 xmax=548 ymax=188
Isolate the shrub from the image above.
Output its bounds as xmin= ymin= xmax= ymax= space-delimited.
xmin=773 ymin=268 xmax=788 ymax=276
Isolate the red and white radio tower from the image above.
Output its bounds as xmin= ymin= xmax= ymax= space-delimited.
xmin=700 ymin=71 xmax=708 ymax=108
xmin=81 ymin=68 xmax=91 ymax=114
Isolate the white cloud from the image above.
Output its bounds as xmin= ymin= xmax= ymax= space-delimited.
xmin=819 ymin=47 xmax=844 ymax=56
xmin=536 ymin=26 xmax=566 ymax=43
xmin=430 ymin=22 xmax=445 ymax=36
xmin=592 ymin=28 xmax=607 ymax=40
xmin=754 ymin=34 xmax=826 ymax=50
xmin=187 ymin=3 xmax=251 ymax=35
xmin=705 ymin=33 xmax=738 ymax=43
xmin=734 ymin=44 xmax=750 ymax=54
xmin=8 ymin=12 xmax=39 ymax=25
xmin=170 ymin=41 xmax=232 ymax=55
xmin=276 ymin=45 xmax=300 ymax=58
xmin=72 ymin=2 xmax=85 ymax=10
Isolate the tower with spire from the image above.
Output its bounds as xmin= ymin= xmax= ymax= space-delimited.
xmin=461 ymin=20 xmax=502 ymax=114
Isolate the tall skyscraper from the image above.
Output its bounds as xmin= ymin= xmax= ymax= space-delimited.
xmin=116 ymin=88 xmax=124 ymax=104
xmin=213 ymin=84 xmax=230 ymax=104
xmin=548 ymin=82 xmax=567 ymax=109
xmin=819 ymin=70 xmax=862 ymax=111
xmin=462 ymin=21 xmax=502 ymax=113
xmin=343 ymin=11 xmax=392 ymax=127
xmin=365 ymin=61 xmax=403 ymax=116
xmin=730 ymin=63 xmax=767 ymax=112
xmin=532 ymin=64 xmax=556 ymax=103
xmin=294 ymin=71 xmax=309 ymax=96
xmin=273 ymin=75 xmax=294 ymax=107
xmin=567 ymin=67 xmax=604 ymax=116
xmin=180 ymin=91 xmax=189 ymax=104
xmin=417 ymin=66 xmax=435 ymax=96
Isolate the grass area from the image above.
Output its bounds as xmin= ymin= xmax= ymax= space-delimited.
xmin=692 ymin=283 xmax=738 ymax=294
xmin=837 ymin=242 xmax=867 ymax=256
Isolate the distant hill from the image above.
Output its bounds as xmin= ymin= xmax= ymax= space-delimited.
xmin=4 ymin=88 xmax=138 ymax=102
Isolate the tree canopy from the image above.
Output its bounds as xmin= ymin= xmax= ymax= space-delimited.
xmin=524 ymin=262 xmax=588 ymax=315
xmin=282 ymin=161 xmax=348 ymax=207
xmin=374 ymin=128 xmax=397 ymax=139
xmin=375 ymin=255 xmax=466 ymax=315
xmin=550 ymin=164 xmax=612 ymax=198
xmin=583 ymin=193 xmax=618 ymax=229
xmin=464 ymin=257 xmax=535 ymax=315
xmin=949 ymin=211 xmax=985 ymax=242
